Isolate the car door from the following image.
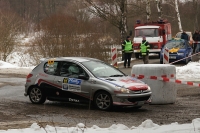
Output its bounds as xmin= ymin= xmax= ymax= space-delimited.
xmin=39 ymin=60 xmax=62 ymax=97
xmin=53 ymin=61 xmax=92 ymax=104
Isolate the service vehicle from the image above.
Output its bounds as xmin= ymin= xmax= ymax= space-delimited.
xmin=160 ymin=38 xmax=193 ymax=64
xmin=24 ymin=57 xmax=152 ymax=111
xmin=133 ymin=20 xmax=172 ymax=58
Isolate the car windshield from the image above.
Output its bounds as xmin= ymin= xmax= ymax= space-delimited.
xmin=135 ymin=28 xmax=158 ymax=37
xmin=164 ymin=40 xmax=185 ymax=49
xmin=82 ymin=61 xmax=125 ymax=77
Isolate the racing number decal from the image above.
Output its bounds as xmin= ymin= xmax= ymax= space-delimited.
xmin=63 ymin=78 xmax=68 ymax=83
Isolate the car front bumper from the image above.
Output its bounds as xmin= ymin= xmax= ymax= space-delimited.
xmin=112 ymin=92 xmax=152 ymax=106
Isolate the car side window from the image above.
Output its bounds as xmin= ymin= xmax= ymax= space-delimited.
xmin=44 ymin=61 xmax=59 ymax=75
xmin=60 ymin=62 xmax=70 ymax=77
xmin=60 ymin=62 xmax=88 ymax=78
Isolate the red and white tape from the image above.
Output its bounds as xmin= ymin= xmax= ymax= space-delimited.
xmin=111 ymin=47 xmax=118 ymax=67
xmin=193 ymin=41 xmax=200 ymax=43
xmin=132 ymin=74 xmax=200 ymax=87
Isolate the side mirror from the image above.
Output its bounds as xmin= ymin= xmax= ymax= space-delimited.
xmin=78 ymin=74 xmax=89 ymax=80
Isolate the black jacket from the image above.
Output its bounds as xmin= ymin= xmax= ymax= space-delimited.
xmin=181 ymin=32 xmax=189 ymax=41
xmin=192 ymin=32 xmax=199 ymax=41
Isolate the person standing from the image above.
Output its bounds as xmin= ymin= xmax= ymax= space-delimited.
xmin=140 ymin=36 xmax=150 ymax=64
xmin=192 ymin=29 xmax=199 ymax=53
xmin=122 ymin=36 xmax=133 ymax=68
xmin=195 ymin=30 xmax=200 ymax=54
xmin=181 ymin=30 xmax=189 ymax=41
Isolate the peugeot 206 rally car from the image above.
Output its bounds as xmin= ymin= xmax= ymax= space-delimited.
xmin=160 ymin=38 xmax=193 ymax=64
xmin=24 ymin=57 xmax=152 ymax=111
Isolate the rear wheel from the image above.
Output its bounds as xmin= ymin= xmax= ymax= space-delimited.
xmin=94 ymin=91 xmax=113 ymax=111
xmin=184 ymin=55 xmax=189 ymax=64
xmin=29 ymin=87 xmax=46 ymax=104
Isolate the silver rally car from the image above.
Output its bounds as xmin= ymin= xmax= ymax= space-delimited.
xmin=25 ymin=57 xmax=151 ymax=111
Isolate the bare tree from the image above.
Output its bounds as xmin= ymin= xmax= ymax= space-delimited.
xmin=156 ymin=0 xmax=163 ymax=19
xmin=193 ymin=0 xmax=200 ymax=30
xmin=175 ymin=0 xmax=182 ymax=31
xmin=0 ymin=11 xmax=24 ymax=61
xmin=84 ymin=0 xmax=129 ymax=41
xmin=146 ymin=0 xmax=151 ymax=22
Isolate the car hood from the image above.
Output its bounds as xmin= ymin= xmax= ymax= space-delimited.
xmin=99 ymin=76 xmax=149 ymax=91
xmin=163 ymin=48 xmax=186 ymax=53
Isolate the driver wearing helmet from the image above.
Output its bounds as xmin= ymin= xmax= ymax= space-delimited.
xmin=68 ymin=65 xmax=80 ymax=78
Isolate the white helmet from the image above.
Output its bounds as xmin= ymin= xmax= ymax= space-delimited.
xmin=68 ymin=65 xmax=79 ymax=74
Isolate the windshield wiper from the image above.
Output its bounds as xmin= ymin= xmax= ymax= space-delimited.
xmin=109 ymin=75 xmax=124 ymax=77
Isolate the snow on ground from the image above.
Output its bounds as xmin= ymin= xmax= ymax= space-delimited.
xmin=0 ymin=118 xmax=200 ymax=133
xmin=0 ymin=60 xmax=200 ymax=132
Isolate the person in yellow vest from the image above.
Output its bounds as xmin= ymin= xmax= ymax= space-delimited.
xmin=122 ymin=36 xmax=133 ymax=68
xmin=140 ymin=36 xmax=150 ymax=64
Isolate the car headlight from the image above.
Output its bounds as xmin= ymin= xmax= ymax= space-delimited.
xmin=115 ymin=86 xmax=130 ymax=93
xmin=147 ymin=86 xmax=151 ymax=91
xmin=177 ymin=52 xmax=184 ymax=55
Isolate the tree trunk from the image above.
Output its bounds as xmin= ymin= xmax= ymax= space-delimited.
xmin=175 ymin=0 xmax=182 ymax=31
xmin=146 ymin=0 xmax=151 ymax=22
xmin=120 ymin=0 xmax=128 ymax=41
xmin=156 ymin=0 xmax=163 ymax=19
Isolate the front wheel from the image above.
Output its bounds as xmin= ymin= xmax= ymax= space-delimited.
xmin=29 ymin=87 xmax=46 ymax=104
xmin=94 ymin=91 xmax=113 ymax=111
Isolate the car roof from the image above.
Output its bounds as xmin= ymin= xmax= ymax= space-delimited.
xmin=40 ymin=57 xmax=102 ymax=63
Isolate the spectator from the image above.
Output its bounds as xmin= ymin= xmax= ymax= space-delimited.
xmin=181 ymin=30 xmax=189 ymax=41
xmin=192 ymin=29 xmax=199 ymax=53
xmin=122 ymin=36 xmax=133 ymax=68
xmin=140 ymin=36 xmax=150 ymax=64
xmin=195 ymin=30 xmax=200 ymax=54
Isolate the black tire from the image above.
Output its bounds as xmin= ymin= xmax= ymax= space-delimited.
xmin=94 ymin=91 xmax=113 ymax=111
xmin=29 ymin=87 xmax=46 ymax=104
xmin=184 ymin=55 xmax=189 ymax=64
xmin=135 ymin=53 xmax=140 ymax=59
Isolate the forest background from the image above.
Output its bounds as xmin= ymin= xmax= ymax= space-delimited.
xmin=0 ymin=0 xmax=199 ymax=66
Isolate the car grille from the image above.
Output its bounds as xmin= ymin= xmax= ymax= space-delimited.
xmin=128 ymin=96 xmax=150 ymax=102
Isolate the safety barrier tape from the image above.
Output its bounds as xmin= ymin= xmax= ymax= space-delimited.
xmin=132 ymin=74 xmax=200 ymax=87
xmin=170 ymin=51 xmax=200 ymax=64
xmin=193 ymin=41 xmax=200 ymax=43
